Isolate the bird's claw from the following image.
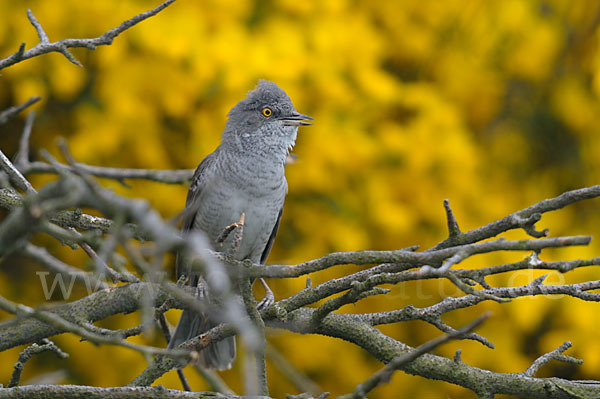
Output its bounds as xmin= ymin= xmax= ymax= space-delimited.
xmin=217 ymin=213 xmax=246 ymax=255
xmin=256 ymin=278 xmax=275 ymax=311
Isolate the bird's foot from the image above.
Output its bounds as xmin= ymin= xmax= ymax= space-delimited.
xmin=217 ymin=213 xmax=246 ymax=254
xmin=256 ymin=278 xmax=275 ymax=311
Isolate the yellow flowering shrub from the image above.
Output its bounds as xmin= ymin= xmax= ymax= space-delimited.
xmin=1 ymin=0 xmax=600 ymax=397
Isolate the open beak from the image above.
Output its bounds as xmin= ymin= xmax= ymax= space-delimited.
xmin=281 ymin=112 xmax=313 ymax=126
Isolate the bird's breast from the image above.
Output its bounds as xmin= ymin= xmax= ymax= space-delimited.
xmin=193 ymin=177 xmax=285 ymax=263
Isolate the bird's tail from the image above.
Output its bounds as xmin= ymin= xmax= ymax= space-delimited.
xmin=168 ymin=309 xmax=236 ymax=370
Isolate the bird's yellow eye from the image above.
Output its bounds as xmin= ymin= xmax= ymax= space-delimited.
xmin=262 ymin=107 xmax=272 ymax=117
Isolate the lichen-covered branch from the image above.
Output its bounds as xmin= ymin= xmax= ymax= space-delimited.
xmin=343 ymin=313 xmax=490 ymax=399
xmin=271 ymin=308 xmax=600 ymax=398
xmin=0 ymin=385 xmax=251 ymax=399
xmin=8 ymin=339 xmax=69 ymax=388
xmin=0 ymin=283 xmax=181 ymax=356
xmin=524 ymin=341 xmax=583 ymax=377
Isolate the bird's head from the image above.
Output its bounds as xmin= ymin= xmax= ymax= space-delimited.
xmin=223 ymin=80 xmax=312 ymax=149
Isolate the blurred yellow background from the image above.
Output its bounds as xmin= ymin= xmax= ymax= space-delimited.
xmin=2 ymin=0 xmax=600 ymax=397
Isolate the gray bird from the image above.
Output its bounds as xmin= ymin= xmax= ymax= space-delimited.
xmin=168 ymin=80 xmax=312 ymax=369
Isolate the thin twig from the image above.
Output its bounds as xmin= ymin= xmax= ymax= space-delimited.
xmin=20 ymin=243 xmax=110 ymax=291
xmin=0 ymin=97 xmax=41 ymax=124
xmin=14 ymin=111 xmax=36 ymax=169
xmin=20 ymin=161 xmax=194 ymax=184
xmin=311 ymin=280 xmax=389 ymax=326
xmin=79 ymin=239 xmax=136 ymax=283
xmin=0 ymin=149 xmax=36 ymax=194
xmin=446 ymin=272 xmax=509 ymax=303
xmin=8 ymin=339 xmax=69 ymax=387
xmin=156 ymin=313 xmax=192 ymax=392
xmin=266 ymin=343 xmax=322 ymax=397
xmin=27 ymin=9 xmax=50 ymax=43
xmin=82 ymin=322 xmax=145 ymax=339
xmin=444 ymin=199 xmax=461 ymax=237
xmin=524 ymin=341 xmax=583 ymax=377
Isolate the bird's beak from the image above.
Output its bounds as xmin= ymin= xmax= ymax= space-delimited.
xmin=281 ymin=112 xmax=313 ymax=126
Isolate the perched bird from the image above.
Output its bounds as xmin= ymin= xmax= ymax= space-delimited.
xmin=168 ymin=80 xmax=312 ymax=369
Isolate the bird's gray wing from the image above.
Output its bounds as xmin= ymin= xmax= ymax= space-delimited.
xmin=176 ymin=151 xmax=218 ymax=281
xmin=260 ymin=207 xmax=282 ymax=264
xmin=170 ymin=150 xmax=237 ymax=369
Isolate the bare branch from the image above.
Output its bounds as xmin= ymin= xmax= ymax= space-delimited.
xmin=269 ymin=236 xmax=592 ymax=315
xmin=0 ymin=273 xmax=597 ymax=397
xmin=20 ymin=161 xmax=194 ymax=184
xmin=273 ymin=308 xmax=600 ymax=398
xmin=445 ymin=272 xmax=509 ymax=303
xmin=0 ymin=282 xmax=180 ymax=351
xmin=156 ymin=314 xmax=193 ymax=392
xmin=0 ymin=292 xmax=187 ymax=359
xmin=0 ymin=186 xmax=141 ymax=239
xmin=239 ymin=236 xmax=591 ymax=280
xmin=431 ymin=185 xmax=600 ymax=250
xmin=189 ymin=366 xmax=235 ymax=395
xmin=0 ymin=0 xmax=177 ymax=70
xmin=82 ymin=322 xmax=145 ymax=340
xmin=344 ymin=313 xmax=490 ymax=399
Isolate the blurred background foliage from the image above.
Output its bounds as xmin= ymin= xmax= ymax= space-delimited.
xmin=1 ymin=0 xmax=600 ymax=397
